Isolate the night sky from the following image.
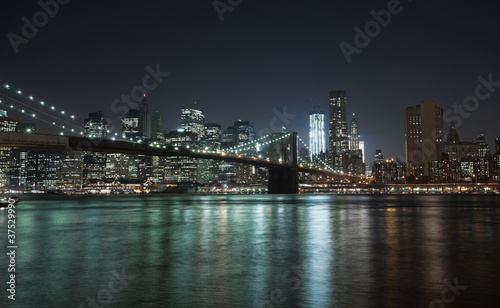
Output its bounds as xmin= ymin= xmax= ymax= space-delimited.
xmin=1 ymin=0 xmax=499 ymax=162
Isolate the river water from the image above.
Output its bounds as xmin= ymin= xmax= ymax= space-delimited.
xmin=1 ymin=194 xmax=499 ymax=307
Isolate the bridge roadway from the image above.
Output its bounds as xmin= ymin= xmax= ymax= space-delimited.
xmin=0 ymin=132 xmax=358 ymax=193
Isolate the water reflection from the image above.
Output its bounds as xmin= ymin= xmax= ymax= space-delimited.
xmin=0 ymin=194 xmax=499 ymax=307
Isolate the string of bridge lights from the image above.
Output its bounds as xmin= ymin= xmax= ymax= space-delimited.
xmin=1 ymin=83 xmax=86 ymax=136
xmin=225 ymin=132 xmax=294 ymax=154
xmin=225 ymin=134 xmax=270 ymax=153
xmin=296 ymin=136 xmax=334 ymax=172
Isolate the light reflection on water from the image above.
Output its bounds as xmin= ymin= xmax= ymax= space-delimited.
xmin=0 ymin=194 xmax=499 ymax=307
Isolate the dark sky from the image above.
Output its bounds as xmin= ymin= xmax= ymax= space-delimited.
xmin=1 ymin=0 xmax=499 ymax=162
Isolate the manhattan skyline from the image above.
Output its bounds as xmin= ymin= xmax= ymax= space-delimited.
xmin=1 ymin=0 xmax=499 ymax=160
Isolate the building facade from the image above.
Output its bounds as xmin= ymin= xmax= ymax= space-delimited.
xmin=138 ymin=97 xmax=151 ymax=139
xmin=308 ymin=106 xmax=326 ymax=158
xmin=405 ymin=101 xmax=444 ymax=177
xmin=329 ymin=90 xmax=348 ymax=156
xmin=181 ymin=103 xmax=205 ymax=141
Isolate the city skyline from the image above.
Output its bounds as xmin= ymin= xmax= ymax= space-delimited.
xmin=1 ymin=1 xmax=499 ymax=160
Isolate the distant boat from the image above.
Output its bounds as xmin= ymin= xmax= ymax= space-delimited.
xmin=0 ymin=196 xmax=19 ymax=208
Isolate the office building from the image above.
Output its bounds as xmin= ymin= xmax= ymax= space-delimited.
xmin=474 ymin=134 xmax=490 ymax=157
xmin=308 ymin=106 xmax=326 ymax=158
xmin=83 ymin=111 xmax=107 ymax=181
xmin=198 ymin=123 xmax=222 ymax=183
xmin=234 ymin=120 xmax=256 ymax=146
xmin=349 ymin=113 xmax=359 ymax=154
xmin=329 ymin=90 xmax=348 ymax=155
xmin=375 ymin=150 xmax=383 ymax=163
xmin=138 ymin=97 xmax=151 ymax=139
xmin=122 ymin=109 xmax=140 ymax=140
xmin=443 ymin=122 xmax=479 ymax=160
xmin=359 ymin=141 xmax=365 ymax=163
xmin=405 ymin=101 xmax=444 ymax=177
xmin=222 ymin=126 xmax=236 ymax=149
xmin=84 ymin=111 xmax=108 ymax=138
xmin=164 ymin=129 xmax=198 ymax=182
xmin=151 ymin=107 xmax=165 ymax=142
xmin=181 ymin=103 xmax=205 ymax=141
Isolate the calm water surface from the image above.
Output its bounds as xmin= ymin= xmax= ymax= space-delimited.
xmin=1 ymin=194 xmax=499 ymax=307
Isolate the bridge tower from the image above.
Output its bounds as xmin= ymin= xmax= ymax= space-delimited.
xmin=267 ymin=132 xmax=299 ymax=194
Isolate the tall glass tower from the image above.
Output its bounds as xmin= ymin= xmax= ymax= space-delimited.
xmin=151 ymin=107 xmax=164 ymax=141
xmin=181 ymin=102 xmax=205 ymax=142
xmin=309 ymin=106 xmax=325 ymax=157
xmin=349 ymin=113 xmax=359 ymax=153
xmin=139 ymin=96 xmax=151 ymax=139
xmin=329 ymin=90 xmax=348 ymax=155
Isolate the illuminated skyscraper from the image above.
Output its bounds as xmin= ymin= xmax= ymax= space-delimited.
xmin=359 ymin=141 xmax=365 ymax=163
xmin=349 ymin=113 xmax=359 ymax=154
xmin=84 ymin=111 xmax=107 ymax=181
xmin=308 ymin=106 xmax=325 ymax=157
xmin=329 ymin=90 xmax=348 ymax=155
xmin=122 ymin=109 xmax=140 ymax=140
xmin=234 ymin=120 xmax=256 ymax=146
xmin=202 ymin=123 xmax=222 ymax=150
xmin=474 ymin=134 xmax=490 ymax=157
xmin=84 ymin=111 xmax=108 ymax=138
xmin=199 ymin=123 xmax=222 ymax=183
xmin=375 ymin=150 xmax=383 ymax=163
xmin=164 ymin=129 xmax=198 ymax=182
xmin=181 ymin=102 xmax=205 ymax=142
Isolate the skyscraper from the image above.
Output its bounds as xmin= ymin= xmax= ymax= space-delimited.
xmin=359 ymin=141 xmax=365 ymax=163
xmin=151 ymin=107 xmax=165 ymax=142
xmin=84 ymin=111 xmax=108 ymax=138
xmin=496 ymin=136 xmax=500 ymax=153
xmin=329 ymin=90 xmax=348 ymax=155
xmin=222 ymin=126 xmax=236 ymax=149
xmin=405 ymin=101 xmax=444 ymax=177
xmin=164 ymin=129 xmax=198 ymax=182
xmin=83 ymin=111 xmax=107 ymax=181
xmin=121 ymin=109 xmax=140 ymax=140
xmin=138 ymin=96 xmax=151 ymax=139
xmin=202 ymin=123 xmax=222 ymax=150
xmin=234 ymin=120 xmax=256 ymax=146
xmin=308 ymin=106 xmax=325 ymax=157
xmin=443 ymin=122 xmax=479 ymax=161
xmin=199 ymin=123 xmax=222 ymax=183
xmin=349 ymin=113 xmax=359 ymax=154
xmin=474 ymin=134 xmax=490 ymax=157
xmin=375 ymin=150 xmax=383 ymax=163
xmin=181 ymin=103 xmax=205 ymax=142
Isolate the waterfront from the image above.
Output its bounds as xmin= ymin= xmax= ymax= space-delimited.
xmin=1 ymin=194 xmax=500 ymax=307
